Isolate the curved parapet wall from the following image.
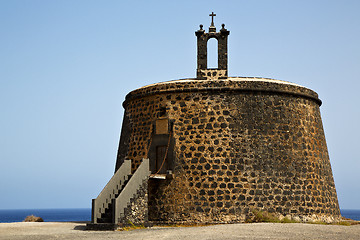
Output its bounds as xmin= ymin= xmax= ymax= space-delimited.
xmin=123 ymin=77 xmax=321 ymax=106
xmin=115 ymin=77 xmax=340 ymax=223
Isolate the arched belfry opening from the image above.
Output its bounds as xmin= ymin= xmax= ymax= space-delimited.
xmin=207 ymin=37 xmax=218 ymax=68
xmin=196 ymin=12 xmax=230 ymax=80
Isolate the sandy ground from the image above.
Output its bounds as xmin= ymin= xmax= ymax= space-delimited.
xmin=0 ymin=222 xmax=359 ymax=240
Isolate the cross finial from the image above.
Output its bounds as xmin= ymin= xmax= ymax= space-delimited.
xmin=209 ymin=12 xmax=216 ymax=26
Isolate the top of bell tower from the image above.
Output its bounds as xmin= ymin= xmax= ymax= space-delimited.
xmin=209 ymin=12 xmax=216 ymax=32
xmin=195 ymin=13 xmax=230 ymax=80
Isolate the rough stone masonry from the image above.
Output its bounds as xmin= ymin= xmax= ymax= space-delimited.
xmin=97 ymin=13 xmax=341 ymax=226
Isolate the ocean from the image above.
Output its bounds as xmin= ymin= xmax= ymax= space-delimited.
xmin=0 ymin=208 xmax=91 ymax=223
xmin=340 ymin=209 xmax=360 ymax=221
xmin=0 ymin=208 xmax=359 ymax=223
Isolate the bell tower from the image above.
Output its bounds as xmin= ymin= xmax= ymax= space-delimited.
xmin=196 ymin=12 xmax=230 ymax=80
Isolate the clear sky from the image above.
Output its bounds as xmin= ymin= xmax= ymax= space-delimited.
xmin=1 ymin=0 xmax=359 ymax=210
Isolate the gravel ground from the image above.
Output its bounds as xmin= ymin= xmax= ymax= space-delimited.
xmin=0 ymin=222 xmax=359 ymax=240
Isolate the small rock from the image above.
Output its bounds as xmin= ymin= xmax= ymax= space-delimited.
xmin=23 ymin=215 xmax=44 ymax=222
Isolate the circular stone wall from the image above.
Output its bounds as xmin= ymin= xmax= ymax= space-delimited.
xmin=115 ymin=77 xmax=340 ymax=223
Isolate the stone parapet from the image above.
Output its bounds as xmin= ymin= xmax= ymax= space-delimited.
xmin=123 ymin=77 xmax=321 ymax=107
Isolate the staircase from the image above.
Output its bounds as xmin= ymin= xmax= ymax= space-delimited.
xmin=91 ymin=158 xmax=150 ymax=225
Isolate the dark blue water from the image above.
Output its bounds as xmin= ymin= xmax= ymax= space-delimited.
xmin=0 ymin=208 xmax=358 ymax=223
xmin=0 ymin=208 xmax=91 ymax=223
xmin=340 ymin=209 xmax=360 ymax=221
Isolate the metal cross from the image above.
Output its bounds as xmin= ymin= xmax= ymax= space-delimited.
xmin=209 ymin=12 xmax=216 ymax=26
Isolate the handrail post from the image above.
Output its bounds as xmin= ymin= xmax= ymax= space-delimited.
xmin=112 ymin=198 xmax=117 ymax=224
xmin=91 ymin=199 xmax=96 ymax=223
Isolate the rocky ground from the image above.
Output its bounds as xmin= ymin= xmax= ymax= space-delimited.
xmin=0 ymin=222 xmax=360 ymax=240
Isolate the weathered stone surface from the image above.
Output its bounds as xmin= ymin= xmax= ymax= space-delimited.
xmin=118 ymin=180 xmax=149 ymax=225
xmin=115 ymin=77 xmax=340 ymax=224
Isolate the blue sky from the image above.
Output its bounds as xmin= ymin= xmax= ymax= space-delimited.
xmin=1 ymin=0 xmax=359 ymax=210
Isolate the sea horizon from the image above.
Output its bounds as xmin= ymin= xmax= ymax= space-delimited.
xmin=0 ymin=208 xmax=91 ymax=223
xmin=0 ymin=208 xmax=359 ymax=223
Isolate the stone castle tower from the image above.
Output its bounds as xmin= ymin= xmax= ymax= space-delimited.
xmin=88 ymin=13 xmax=340 ymax=229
